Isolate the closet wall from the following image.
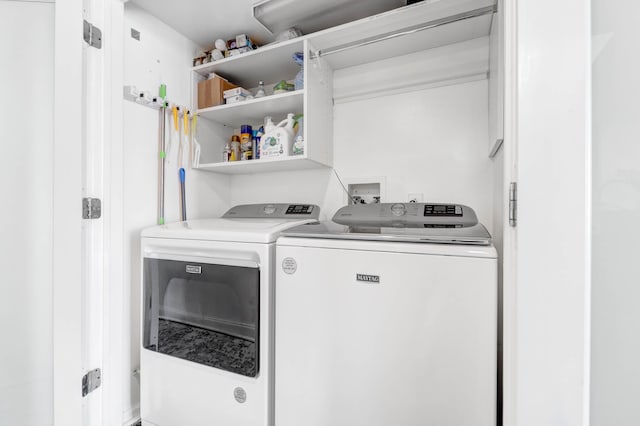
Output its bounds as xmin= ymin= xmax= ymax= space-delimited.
xmin=122 ymin=5 xmax=230 ymax=422
xmin=229 ymin=38 xmax=495 ymax=232
xmin=121 ymin=4 xmax=501 ymax=422
xmin=0 ymin=1 xmax=54 ymax=425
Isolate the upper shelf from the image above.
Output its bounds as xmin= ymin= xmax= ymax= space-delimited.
xmin=190 ymin=0 xmax=495 ymax=76
xmin=193 ymin=38 xmax=303 ymax=88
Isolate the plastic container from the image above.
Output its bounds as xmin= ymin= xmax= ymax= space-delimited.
xmin=292 ymin=115 xmax=304 ymax=155
xmin=293 ymin=52 xmax=304 ymax=90
xmin=230 ymin=135 xmax=241 ymax=162
xmin=260 ymin=113 xmax=295 ymax=158
xmin=240 ymin=125 xmax=253 ymax=160
xmin=255 ymin=81 xmax=266 ymax=98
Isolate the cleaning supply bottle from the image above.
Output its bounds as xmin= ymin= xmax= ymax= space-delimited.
xmin=260 ymin=113 xmax=295 ymax=158
xmin=230 ymin=135 xmax=240 ymax=161
xmin=240 ymin=124 xmax=253 ymax=160
xmin=292 ymin=114 xmax=304 ymax=155
xmin=255 ymin=80 xmax=266 ymax=98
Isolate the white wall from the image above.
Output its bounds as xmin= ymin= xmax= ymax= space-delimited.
xmin=122 ymin=4 xmax=230 ymax=422
xmin=121 ymin=8 xmax=499 ymax=421
xmin=0 ymin=1 xmax=54 ymax=425
xmin=231 ymin=77 xmax=494 ymax=234
xmin=591 ymin=1 xmax=640 ymax=424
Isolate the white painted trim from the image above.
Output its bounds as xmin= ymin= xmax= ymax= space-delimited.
xmin=53 ymin=0 xmax=84 ymax=424
xmin=501 ymin=0 xmax=518 ymax=424
xmin=103 ymin=0 xmax=125 ymax=425
xmin=503 ymin=0 xmax=592 ymax=425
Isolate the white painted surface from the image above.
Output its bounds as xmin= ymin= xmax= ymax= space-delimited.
xmin=81 ymin=0 xmax=107 ymax=423
xmin=511 ymin=0 xmax=591 ymax=425
xmin=488 ymin=0 xmax=503 ymax=155
xmin=53 ymin=0 xmax=85 ymax=424
xmin=332 ymin=37 xmax=489 ymax=103
xmin=275 ymin=238 xmax=497 ymax=426
xmin=131 ymin=0 xmax=275 ymax=48
xmin=140 ymin=238 xmax=276 ymax=426
xmin=103 ymin=1 xmax=126 ymax=425
xmin=591 ymin=1 xmax=640 ymax=425
xmin=122 ymin=5 xmax=230 ymax=422
xmin=0 ymin=2 xmax=53 ymax=424
xmin=121 ymin=6 xmax=499 ymax=420
xmin=230 ymin=77 xmax=494 ymax=233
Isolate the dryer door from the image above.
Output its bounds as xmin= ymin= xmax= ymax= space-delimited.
xmin=143 ymin=256 xmax=260 ymax=377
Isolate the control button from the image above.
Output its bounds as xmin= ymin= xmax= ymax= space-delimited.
xmin=286 ymin=205 xmax=313 ymax=215
xmin=263 ymin=205 xmax=276 ymax=215
xmin=390 ymin=203 xmax=407 ymax=217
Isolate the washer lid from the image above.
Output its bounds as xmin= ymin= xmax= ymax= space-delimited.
xmin=281 ymin=221 xmax=492 ymax=245
xmin=141 ymin=217 xmax=318 ymax=244
xmin=281 ymin=203 xmax=491 ymax=245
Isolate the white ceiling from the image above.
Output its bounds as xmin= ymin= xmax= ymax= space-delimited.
xmin=129 ymin=0 xmax=276 ymax=50
xmin=128 ymin=0 xmax=410 ymax=51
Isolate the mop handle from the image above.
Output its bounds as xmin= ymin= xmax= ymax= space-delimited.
xmin=180 ymin=168 xmax=186 ymax=221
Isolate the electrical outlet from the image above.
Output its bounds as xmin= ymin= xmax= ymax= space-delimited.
xmin=408 ymin=193 xmax=423 ymax=203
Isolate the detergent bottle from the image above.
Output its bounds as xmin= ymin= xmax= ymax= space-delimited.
xmin=260 ymin=113 xmax=295 ymax=158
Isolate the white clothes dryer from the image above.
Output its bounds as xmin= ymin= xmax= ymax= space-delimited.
xmin=275 ymin=203 xmax=497 ymax=426
xmin=139 ymin=204 xmax=319 ymax=426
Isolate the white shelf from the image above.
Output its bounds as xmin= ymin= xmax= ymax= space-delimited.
xmin=197 ymin=90 xmax=304 ymax=128
xmin=192 ymin=38 xmax=304 ymax=88
xmin=195 ymin=155 xmax=328 ymax=175
xmin=308 ymin=0 xmax=495 ymax=69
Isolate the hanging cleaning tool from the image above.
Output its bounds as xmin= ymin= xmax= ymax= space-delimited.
xmin=191 ymin=114 xmax=201 ymax=168
xmin=178 ymin=110 xmax=189 ymax=221
xmin=167 ymin=104 xmax=179 ymax=164
xmin=157 ymin=83 xmax=168 ymax=225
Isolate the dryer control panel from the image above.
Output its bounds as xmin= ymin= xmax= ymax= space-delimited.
xmin=223 ymin=203 xmax=320 ymax=219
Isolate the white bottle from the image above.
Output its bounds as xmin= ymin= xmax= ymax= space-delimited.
xmin=255 ymin=81 xmax=266 ymax=98
xmin=260 ymin=113 xmax=295 ymax=158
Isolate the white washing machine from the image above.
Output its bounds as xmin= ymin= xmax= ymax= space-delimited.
xmin=275 ymin=203 xmax=497 ymax=426
xmin=139 ymin=203 xmax=319 ymax=426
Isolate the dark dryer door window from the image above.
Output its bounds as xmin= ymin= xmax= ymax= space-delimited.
xmin=143 ymin=257 xmax=260 ymax=377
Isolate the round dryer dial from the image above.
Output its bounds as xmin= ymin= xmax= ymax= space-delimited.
xmin=263 ymin=204 xmax=277 ymax=215
xmin=390 ymin=203 xmax=407 ymax=217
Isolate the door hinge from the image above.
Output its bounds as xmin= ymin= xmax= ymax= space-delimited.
xmin=509 ymin=182 xmax=517 ymax=227
xmin=83 ymin=20 xmax=102 ymax=49
xmin=82 ymin=197 xmax=102 ymax=219
xmin=82 ymin=368 xmax=101 ymax=397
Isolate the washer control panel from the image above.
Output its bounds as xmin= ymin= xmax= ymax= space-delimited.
xmin=223 ymin=203 xmax=319 ymax=219
xmin=424 ymin=204 xmax=463 ymax=217
xmin=332 ymin=203 xmax=478 ymax=227
xmin=285 ymin=204 xmax=314 ymax=215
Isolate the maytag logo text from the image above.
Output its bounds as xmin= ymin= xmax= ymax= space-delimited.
xmin=356 ymin=274 xmax=380 ymax=283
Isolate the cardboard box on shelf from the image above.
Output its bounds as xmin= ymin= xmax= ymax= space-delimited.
xmin=197 ymin=75 xmax=238 ymax=109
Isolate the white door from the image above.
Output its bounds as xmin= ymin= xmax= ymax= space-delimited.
xmin=0 ymin=1 xmax=55 ymax=424
xmin=53 ymin=0 xmax=112 ymax=424
xmin=502 ymin=1 xmax=591 ymax=425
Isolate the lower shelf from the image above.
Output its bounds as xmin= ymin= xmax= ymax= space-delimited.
xmin=195 ymin=155 xmax=330 ymax=174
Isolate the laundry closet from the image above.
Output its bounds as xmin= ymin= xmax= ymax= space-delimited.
xmin=118 ymin=0 xmax=507 ymax=424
